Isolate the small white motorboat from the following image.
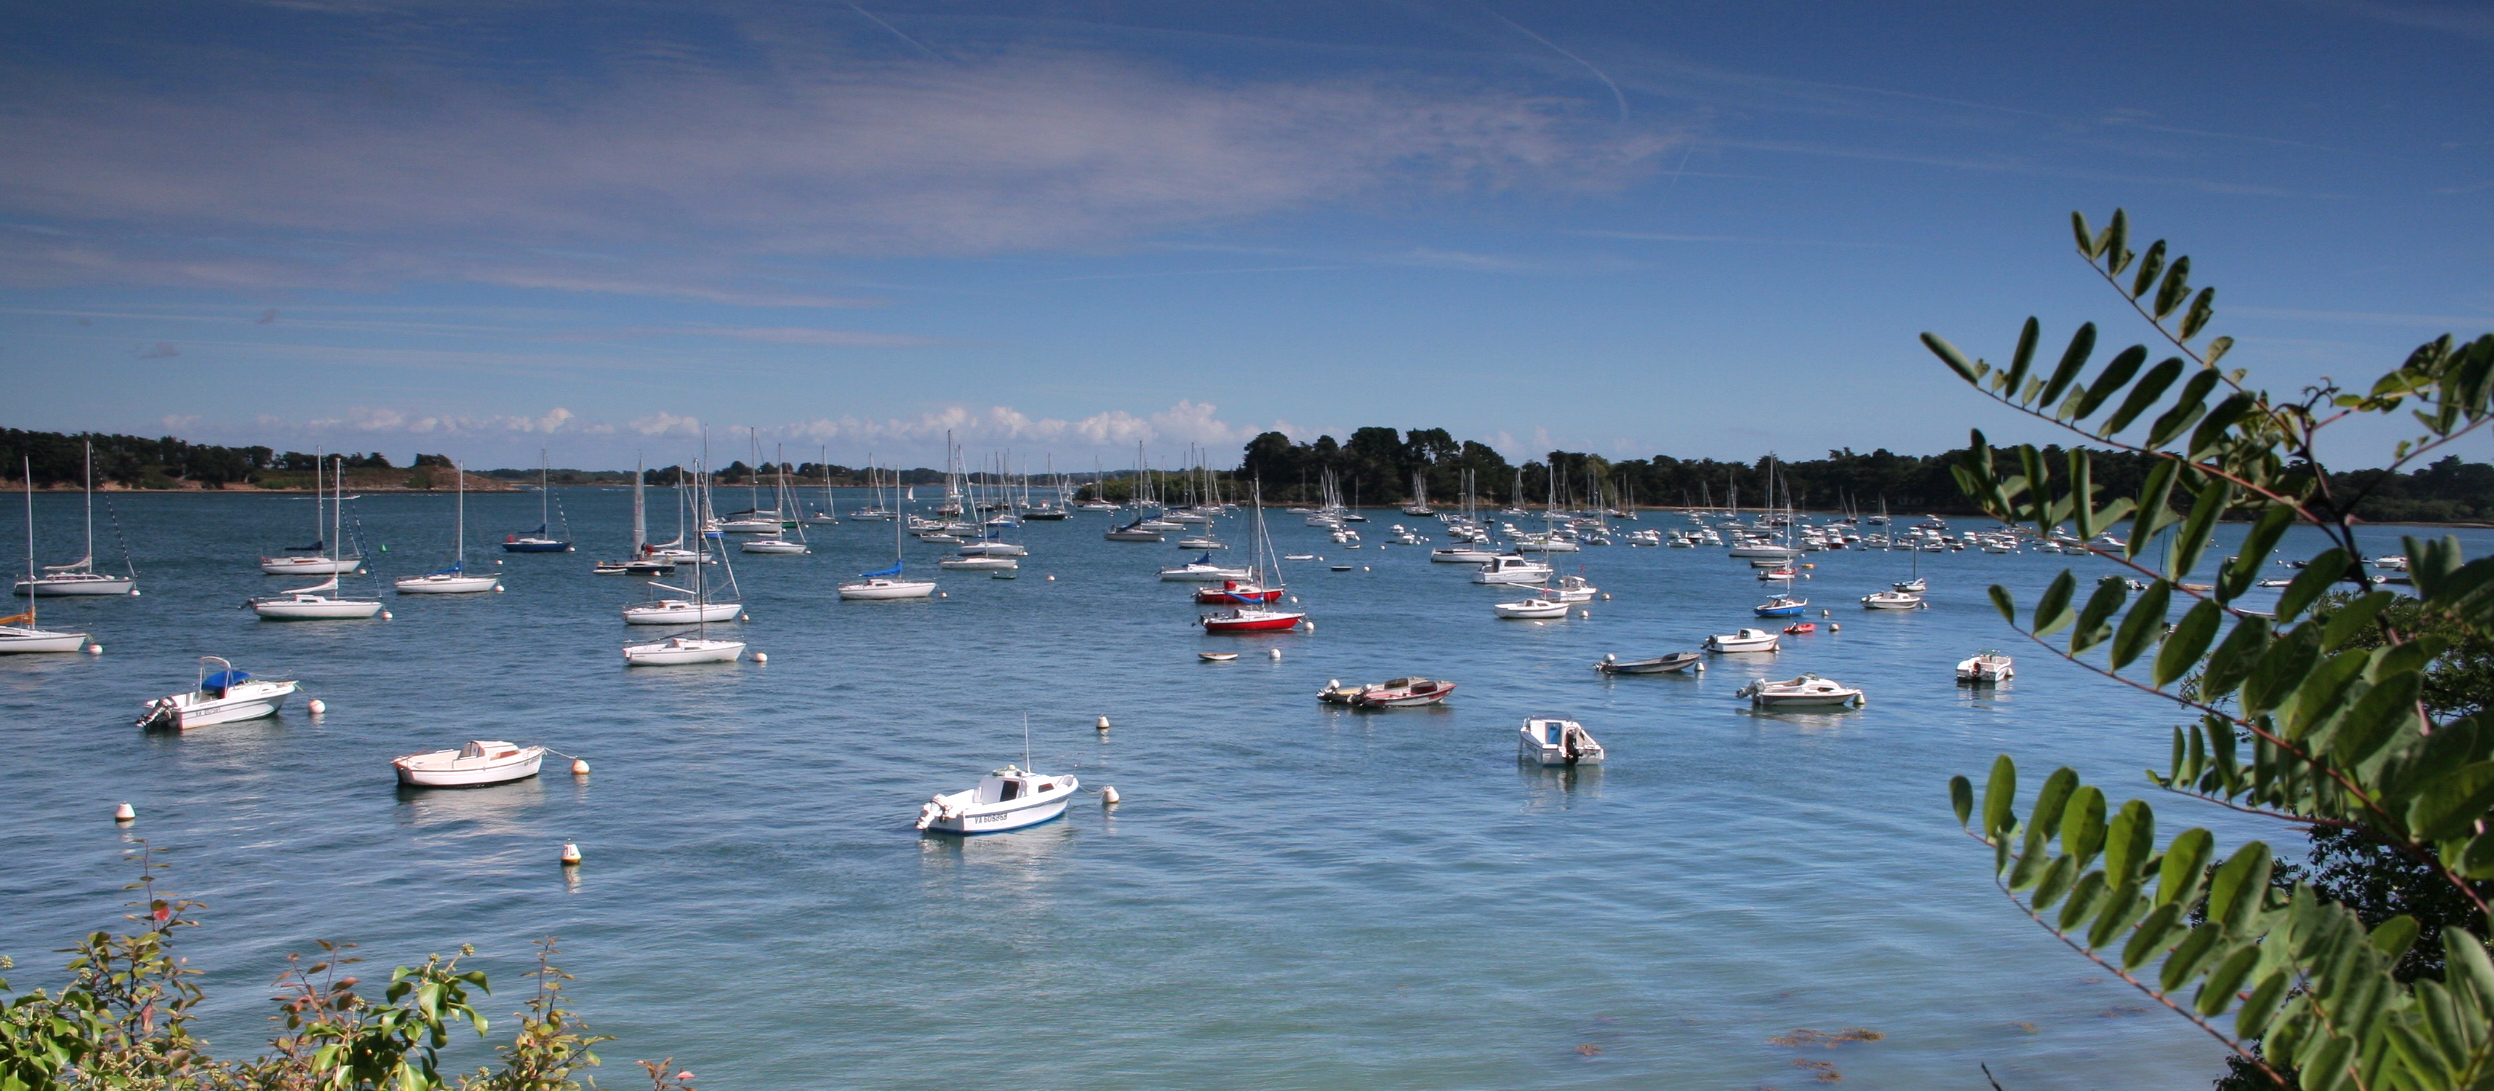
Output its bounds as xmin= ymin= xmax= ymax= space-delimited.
xmin=1472 ymin=554 xmax=1554 ymax=585
xmin=1956 ymin=652 xmax=2015 ymax=685
xmin=621 ymin=635 xmax=745 ymax=665
xmin=1861 ymin=590 xmax=1928 ymax=610
xmin=1534 ymin=575 xmax=1599 ymax=603
xmin=1704 ymin=628 xmax=1780 ymax=653
xmin=137 ymin=657 xmax=296 ymax=730
xmin=1494 ymin=596 xmax=1571 ymax=619
xmin=1518 ymin=717 xmax=1604 ymax=766
xmin=392 ymin=740 xmax=548 ymax=787
xmin=1737 ymin=674 xmax=1866 ymax=709
xmin=914 ymin=764 xmax=1079 ymax=834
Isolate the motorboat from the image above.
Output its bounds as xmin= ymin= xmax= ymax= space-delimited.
xmin=1198 ymin=652 xmax=1238 ymax=662
xmin=396 ymin=459 xmax=500 ymax=593
xmin=1753 ymin=596 xmax=1808 ymax=618
xmin=1861 ymin=590 xmax=1928 ymax=610
xmin=623 ymin=584 xmax=742 ymax=624
xmin=621 ymin=635 xmax=745 ymax=665
xmin=938 ymin=554 xmax=1018 ymax=570
xmin=1104 ymin=518 xmax=1166 ymax=542
xmin=392 ymin=740 xmax=549 ymax=786
xmin=1195 ymin=580 xmax=1284 ymax=605
xmin=1353 ymin=677 xmax=1455 ymax=708
xmin=252 ymin=576 xmax=384 ymax=620
xmin=1472 ymin=554 xmax=1554 ymax=585
xmin=1956 ymin=652 xmax=2015 ymax=684
xmin=1737 ymin=674 xmax=1866 ymax=709
xmin=1161 ymin=554 xmax=1253 ymax=582
xmin=1595 ymin=651 xmax=1703 ymax=675
xmin=915 ymin=764 xmax=1079 ymax=834
xmin=1783 ymin=621 xmax=1817 ymax=635
xmin=1494 ymin=596 xmax=1570 ymax=619
xmin=1535 ymin=575 xmax=1598 ymax=603
xmin=1518 ymin=717 xmax=1604 ymax=766
xmin=15 ymin=441 xmax=137 ymax=596
xmin=134 ymin=657 xmax=295 ymax=729
xmin=1704 ymin=628 xmax=1780 ymax=653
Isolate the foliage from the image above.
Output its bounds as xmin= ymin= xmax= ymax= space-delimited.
xmin=1926 ymin=208 xmax=2494 ymax=1091
xmin=0 ymin=845 xmax=671 ymax=1090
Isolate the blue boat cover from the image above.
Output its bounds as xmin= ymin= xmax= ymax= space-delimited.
xmin=860 ymin=561 xmax=903 ymax=578
xmin=203 ymin=670 xmax=250 ymax=689
xmin=283 ymin=540 xmax=324 ymax=553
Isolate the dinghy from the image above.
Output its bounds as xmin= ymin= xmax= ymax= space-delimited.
xmin=914 ymin=764 xmax=1078 ymax=834
xmin=392 ymin=740 xmax=548 ymax=787
xmin=1704 ymin=628 xmax=1780 ymax=653
xmin=1518 ymin=717 xmax=1604 ymax=766
xmin=136 ymin=657 xmax=296 ymax=729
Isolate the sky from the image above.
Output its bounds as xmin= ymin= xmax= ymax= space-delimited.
xmin=1 ymin=0 xmax=2489 ymax=471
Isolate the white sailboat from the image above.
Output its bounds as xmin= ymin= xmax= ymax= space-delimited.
xmin=259 ymin=446 xmax=363 ymax=575
xmin=626 ymin=463 xmax=744 ymax=623
xmin=623 ymin=461 xmax=745 ymax=665
xmin=0 ymin=458 xmax=91 ymax=653
xmin=840 ymin=471 xmax=937 ymax=600
xmin=253 ymin=456 xmax=384 ymax=620
xmin=14 ymin=441 xmax=136 ymax=596
xmin=806 ymin=445 xmax=840 ymax=523
xmin=741 ymin=448 xmax=811 ymax=554
xmin=394 ymin=461 xmax=501 ymax=594
xmin=595 ymin=459 xmax=677 ymax=575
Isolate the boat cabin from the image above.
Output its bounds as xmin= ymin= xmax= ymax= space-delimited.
xmin=975 ymin=765 xmax=1065 ymax=806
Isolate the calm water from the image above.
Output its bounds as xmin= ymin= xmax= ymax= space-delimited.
xmin=2 ymin=490 xmax=2471 ymax=1089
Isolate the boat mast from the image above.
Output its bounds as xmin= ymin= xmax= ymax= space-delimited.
xmin=81 ymin=441 xmax=94 ymax=570
xmin=455 ymin=459 xmax=465 ymax=572
xmin=21 ymin=457 xmax=37 ymax=629
xmin=632 ymin=457 xmax=647 ymax=555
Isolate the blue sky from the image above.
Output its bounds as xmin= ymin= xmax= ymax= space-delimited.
xmin=2 ymin=1 xmax=2488 ymax=470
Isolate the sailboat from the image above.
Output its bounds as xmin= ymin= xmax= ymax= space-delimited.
xmin=741 ymin=448 xmax=811 ymax=554
xmin=626 ymin=464 xmax=745 ymax=623
xmin=15 ymin=442 xmax=137 ymax=596
xmin=622 ymin=478 xmax=745 ymax=664
xmin=502 ymin=449 xmax=574 ymax=552
xmin=840 ymin=471 xmax=938 ymax=601
xmin=1201 ymin=483 xmax=1304 ymax=633
xmin=259 ymin=447 xmax=363 ymax=574
xmin=596 ymin=460 xmax=677 ymax=575
xmin=639 ymin=468 xmax=711 ymax=564
xmin=805 ymin=446 xmax=840 ymax=523
xmin=253 ymin=456 xmax=384 ymax=619
xmin=395 ymin=461 xmax=501 ymax=594
xmin=0 ymin=458 xmax=92 ymax=652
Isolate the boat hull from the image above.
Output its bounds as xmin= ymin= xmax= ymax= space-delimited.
xmin=740 ymin=540 xmax=809 ymax=554
xmin=500 ymin=540 xmax=572 ymax=553
xmin=254 ymin=598 xmax=384 ymax=620
xmin=1160 ymin=567 xmax=1252 ymax=581
xmin=621 ymin=638 xmax=745 ymax=665
xmin=393 ymin=747 xmax=547 ymax=786
xmin=14 ymin=575 xmax=135 ymax=596
xmin=141 ymin=680 xmax=298 ymax=729
xmin=838 ymin=579 xmax=937 ymax=600
xmin=394 ymin=575 xmax=502 ymax=594
xmin=1598 ymin=654 xmax=1703 ymax=675
xmin=0 ymin=626 xmax=89 ymax=653
xmin=1201 ymin=610 xmax=1304 ymax=633
xmin=260 ymin=557 xmax=363 ymax=575
xmin=622 ymin=602 xmax=741 ymax=624
xmin=918 ymin=791 xmax=1075 ymax=835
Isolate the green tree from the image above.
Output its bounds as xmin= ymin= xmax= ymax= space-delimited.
xmin=1923 ymin=208 xmax=2494 ymax=1091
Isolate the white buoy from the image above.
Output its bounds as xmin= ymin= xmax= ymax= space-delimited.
xmin=129 ymin=589 xmax=141 ymax=596
xmin=495 ymin=585 xmax=506 ymax=592
xmin=571 ymin=758 xmax=590 ymax=775
xmin=1579 ymin=609 xmax=1591 ymax=619
xmin=1096 ymin=715 xmax=1111 ymax=731
xmin=752 ymin=651 xmax=768 ymax=664
xmin=1822 ymin=609 xmax=1831 ymax=617
xmin=1362 ymin=566 xmax=1370 ymax=572
xmin=1830 ymin=622 xmax=1842 ymax=632
xmin=306 ymin=699 xmax=327 ymax=715
xmin=85 ymin=644 xmax=102 ymax=655
xmin=113 ymin=802 xmax=135 ymax=822
xmin=560 ymin=842 xmax=582 ymax=865
xmin=1269 ymin=647 xmax=1282 ymax=660
xmin=1302 ymin=620 xmax=1315 ymax=631
xmin=1046 ymin=575 xmax=1055 ymax=581
xmin=937 ymin=592 xmax=948 ymax=599
xmin=380 ymin=610 xmax=393 ymax=619
xmin=1289 ymin=595 xmax=1299 ymax=604
xmin=1102 ymin=786 xmax=1120 ymax=806
xmin=1602 ymin=593 xmax=1612 ymax=601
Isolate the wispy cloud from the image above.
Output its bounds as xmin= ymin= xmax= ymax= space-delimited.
xmin=137 ymin=341 xmax=178 ymax=359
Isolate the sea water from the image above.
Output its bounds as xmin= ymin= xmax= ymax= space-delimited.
xmin=0 ymin=490 xmax=2467 ymax=1089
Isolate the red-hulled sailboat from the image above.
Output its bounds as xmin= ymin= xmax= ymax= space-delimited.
xmin=1201 ymin=484 xmax=1304 ymax=634
xmin=1194 ymin=578 xmax=1284 ymax=605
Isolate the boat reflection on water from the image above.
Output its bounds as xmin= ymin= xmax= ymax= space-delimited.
xmin=1517 ymin=760 xmax=1602 ymax=810
xmin=1738 ymin=706 xmax=1865 ymax=733
xmin=394 ymin=775 xmax=549 ymax=832
xmin=917 ymin=816 xmax=1077 ymax=893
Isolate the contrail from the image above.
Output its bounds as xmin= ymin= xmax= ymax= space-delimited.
xmin=1487 ymin=8 xmax=1627 ymax=123
xmin=848 ymin=3 xmax=941 ymax=60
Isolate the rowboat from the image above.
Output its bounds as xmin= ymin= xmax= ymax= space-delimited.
xmin=1594 ymin=651 xmax=1704 ymax=674
xmin=1352 ymin=677 xmax=1455 ymax=708
xmin=392 ymin=740 xmax=548 ymax=787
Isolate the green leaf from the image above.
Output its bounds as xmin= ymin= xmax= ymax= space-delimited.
xmin=2062 ymin=785 xmax=2108 ymax=865
xmin=2367 ymin=915 xmax=2420 ymax=964
xmin=1923 ymin=333 xmax=1982 ymax=385
xmin=2088 ymin=881 xmax=2147 ymax=948
xmin=1982 ymin=754 xmax=2019 ymax=840
xmin=2070 ymin=577 xmax=2128 ymax=655
xmin=2320 ymin=591 xmax=2397 ymax=652
xmin=2328 ymin=671 xmax=2421 ymax=767
xmin=2196 ymin=942 xmax=2261 ymax=1016
xmin=2071 ymin=210 xmax=2096 ymax=255
xmin=2031 ymin=768 xmax=2080 ymax=841
xmin=2161 ymin=922 xmax=2227 ymax=991
xmin=2039 ymin=323 xmax=2098 ymax=407
xmin=2445 ymin=925 xmax=2494 ymax=1009
xmin=2154 ymin=599 xmax=2224 ymax=688
xmin=2110 ymin=580 xmax=2171 ymax=671
xmin=2128 ymin=458 xmax=2181 ymax=561
xmin=2237 ymin=970 xmax=2291 ymax=1039
xmin=2031 ymin=854 xmax=2079 ymax=909
xmin=2181 ymin=287 xmax=2217 ymax=341
xmin=2207 ymin=841 xmax=2273 ymax=933
xmin=2153 ymin=255 xmax=2193 ymax=320
xmin=2059 ymin=870 xmax=2109 ymax=931
xmin=2191 ymin=392 xmax=2258 ymax=455
xmin=2168 ymin=477 xmax=2235 ymax=581
xmin=2205 ymin=336 xmax=2234 ymax=366
xmin=1989 ymin=584 xmax=2016 ymax=623
xmin=2104 ymin=209 xmax=2130 ymax=275
xmin=2156 ymin=827 xmax=2215 ymax=907
xmin=2242 ymin=622 xmax=2321 ymax=718
xmin=2130 ymin=240 xmax=2167 ymax=299
xmin=2104 ymin=800 xmax=2157 ymax=881
xmin=2201 ymin=615 xmax=2275 ymax=704
xmin=2217 ymin=503 xmax=2296 ymax=604
xmin=1950 ymin=775 xmax=1974 ymax=826
xmin=2002 ymin=317 xmax=2040 ymax=399
xmin=2407 ymin=761 xmax=2494 ymax=841
xmin=2102 ymin=356 xmax=2186 ymax=437
xmin=2123 ymin=902 xmax=2187 ymax=970
xmin=2032 ymin=570 xmax=2079 ymax=637
xmin=2073 ymin=345 xmax=2150 ymax=421
xmin=2069 ymin=450 xmax=2099 ymax=540
xmin=2145 ymin=370 xmax=2221 ymax=450
xmin=2278 ymin=548 xmax=2354 ymax=624
xmin=2464 ymin=829 xmax=2494 ymax=879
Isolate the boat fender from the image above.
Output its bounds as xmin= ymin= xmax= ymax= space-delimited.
xmin=559 ymin=843 xmax=582 ymax=866
xmin=307 ymin=699 xmax=327 ymax=716
xmin=113 ymin=802 xmax=135 ymax=823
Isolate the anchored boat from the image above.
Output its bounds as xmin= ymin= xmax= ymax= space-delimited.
xmin=392 ymin=740 xmax=548 ymax=787
xmin=1737 ymin=674 xmax=1866 ymax=709
xmin=137 ymin=657 xmax=297 ymax=730
xmin=1518 ymin=717 xmax=1604 ymax=766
